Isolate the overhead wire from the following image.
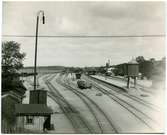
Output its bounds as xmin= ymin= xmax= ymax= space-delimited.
xmin=2 ymin=34 xmax=166 ymax=38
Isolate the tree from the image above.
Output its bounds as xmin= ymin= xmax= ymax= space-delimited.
xmin=140 ymin=61 xmax=154 ymax=79
xmin=2 ymin=41 xmax=26 ymax=133
xmin=136 ymin=56 xmax=145 ymax=63
xmin=2 ymin=41 xmax=26 ymax=92
xmin=2 ymin=41 xmax=26 ymax=74
xmin=136 ymin=56 xmax=154 ymax=79
xmin=150 ymin=58 xmax=156 ymax=63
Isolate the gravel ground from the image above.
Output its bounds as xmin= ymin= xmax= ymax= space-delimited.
xmin=23 ymin=73 xmax=164 ymax=133
xmin=68 ymin=73 xmax=164 ymax=133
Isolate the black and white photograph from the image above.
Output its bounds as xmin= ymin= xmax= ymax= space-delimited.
xmin=1 ymin=1 xmax=165 ymax=134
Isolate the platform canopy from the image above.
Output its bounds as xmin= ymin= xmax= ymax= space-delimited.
xmin=15 ymin=104 xmax=53 ymax=116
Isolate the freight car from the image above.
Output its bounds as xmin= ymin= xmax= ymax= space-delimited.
xmin=87 ymin=70 xmax=96 ymax=75
xmin=113 ymin=63 xmax=127 ymax=76
xmin=77 ymin=80 xmax=92 ymax=89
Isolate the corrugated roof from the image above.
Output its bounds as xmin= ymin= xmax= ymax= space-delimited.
xmin=15 ymin=104 xmax=53 ymax=116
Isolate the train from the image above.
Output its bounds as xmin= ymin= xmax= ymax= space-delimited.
xmin=87 ymin=70 xmax=97 ymax=75
xmin=77 ymin=79 xmax=92 ymax=89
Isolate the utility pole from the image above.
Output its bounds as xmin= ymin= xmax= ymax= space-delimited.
xmin=34 ymin=10 xmax=45 ymax=91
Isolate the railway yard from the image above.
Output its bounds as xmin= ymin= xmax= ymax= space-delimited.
xmin=2 ymin=1 xmax=165 ymax=134
xmin=23 ymin=72 xmax=164 ymax=134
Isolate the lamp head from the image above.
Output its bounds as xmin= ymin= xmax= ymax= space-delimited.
xmin=42 ymin=12 xmax=45 ymax=24
xmin=42 ymin=15 xmax=45 ymax=24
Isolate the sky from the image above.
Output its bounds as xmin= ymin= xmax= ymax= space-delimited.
xmin=2 ymin=1 xmax=165 ymax=67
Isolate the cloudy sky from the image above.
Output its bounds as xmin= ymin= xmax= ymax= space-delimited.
xmin=2 ymin=1 xmax=165 ymax=67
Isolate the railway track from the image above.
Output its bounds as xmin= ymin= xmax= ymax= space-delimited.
xmin=43 ymin=73 xmax=94 ymax=133
xmin=68 ymin=73 xmax=162 ymax=132
xmin=24 ymin=73 xmax=89 ymax=133
xmin=55 ymin=74 xmax=119 ymax=133
xmin=56 ymin=77 xmax=104 ymax=133
xmin=25 ymin=76 xmax=34 ymax=86
xmin=87 ymin=75 xmax=160 ymax=111
xmin=82 ymin=75 xmax=162 ymax=131
xmin=25 ymin=73 xmax=162 ymax=133
xmin=92 ymin=83 xmax=160 ymax=130
xmin=25 ymin=73 xmax=118 ymax=133
xmin=25 ymin=73 xmax=45 ymax=87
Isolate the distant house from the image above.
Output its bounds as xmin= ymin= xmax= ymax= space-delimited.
xmin=15 ymin=104 xmax=53 ymax=132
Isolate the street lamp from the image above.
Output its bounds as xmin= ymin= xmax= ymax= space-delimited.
xmin=34 ymin=10 xmax=45 ymax=91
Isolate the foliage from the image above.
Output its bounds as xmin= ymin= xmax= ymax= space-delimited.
xmin=135 ymin=56 xmax=153 ymax=79
xmin=2 ymin=41 xmax=26 ymax=93
xmin=136 ymin=56 xmax=145 ymax=63
xmin=136 ymin=56 xmax=165 ymax=80
xmin=114 ymin=56 xmax=165 ymax=80
xmin=139 ymin=61 xmax=153 ymax=79
xmin=2 ymin=41 xmax=26 ymax=74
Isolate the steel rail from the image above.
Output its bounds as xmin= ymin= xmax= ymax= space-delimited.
xmin=91 ymin=83 xmax=160 ymax=130
xmin=44 ymin=75 xmax=94 ymax=133
xmin=67 ymin=74 xmax=160 ymax=131
xmin=57 ymin=75 xmax=104 ymax=133
xmin=39 ymin=73 xmax=79 ymax=133
xmin=87 ymin=75 xmax=160 ymax=111
xmin=86 ymin=76 xmax=161 ymax=126
xmin=57 ymin=74 xmax=119 ymax=133
xmin=62 ymin=77 xmax=104 ymax=133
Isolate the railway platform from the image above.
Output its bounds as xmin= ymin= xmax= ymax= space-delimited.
xmin=89 ymin=75 xmax=163 ymax=104
xmin=90 ymin=75 xmax=150 ymax=93
xmin=92 ymin=75 xmax=152 ymax=88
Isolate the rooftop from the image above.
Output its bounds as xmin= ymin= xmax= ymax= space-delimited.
xmin=15 ymin=104 xmax=53 ymax=116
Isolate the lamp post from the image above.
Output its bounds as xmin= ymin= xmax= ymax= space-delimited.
xmin=34 ymin=10 xmax=45 ymax=91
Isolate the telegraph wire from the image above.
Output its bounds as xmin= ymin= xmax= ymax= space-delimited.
xmin=2 ymin=34 xmax=166 ymax=38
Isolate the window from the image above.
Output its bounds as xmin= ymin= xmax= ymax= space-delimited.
xmin=26 ymin=116 xmax=34 ymax=124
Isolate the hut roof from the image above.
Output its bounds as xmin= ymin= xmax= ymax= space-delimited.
xmin=15 ymin=104 xmax=53 ymax=116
